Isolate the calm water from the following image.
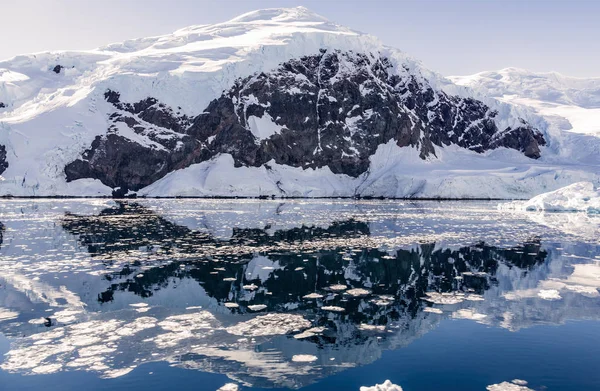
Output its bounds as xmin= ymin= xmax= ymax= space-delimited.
xmin=0 ymin=199 xmax=598 ymax=391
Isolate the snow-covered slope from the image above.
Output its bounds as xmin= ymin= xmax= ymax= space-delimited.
xmin=0 ymin=7 xmax=598 ymax=198
xmin=450 ymin=68 xmax=600 ymax=137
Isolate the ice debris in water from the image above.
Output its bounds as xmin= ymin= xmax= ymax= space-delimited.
xmin=346 ymin=288 xmax=370 ymax=296
xmin=291 ymin=355 xmax=318 ymax=363
xmin=537 ymin=289 xmax=562 ymax=300
xmin=360 ymin=380 xmax=403 ymax=391
xmin=226 ymin=313 xmax=311 ymax=336
xmin=358 ymin=324 xmax=386 ymax=332
xmin=294 ymin=326 xmax=326 ymax=339
xmin=486 ymin=379 xmax=533 ymax=391
xmin=498 ymin=182 xmax=600 ymax=213
xmin=0 ymin=308 xmax=19 ymax=322
xmin=303 ymin=293 xmax=324 ymax=299
xmin=247 ymin=304 xmax=267 ymax=311
xmin=422 ymin=292 xmax=466 ymax=305
xmin=217 ymin=384 xmax=239 ymax=391
xmin=321 ymin=306 xmax=345 ymax=312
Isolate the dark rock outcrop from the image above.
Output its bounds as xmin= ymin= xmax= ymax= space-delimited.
xmin=65 ymin=50 xmax=546 ymax=192
xmin=52 ymin=65 xmax=64 ymax=74
xmin=0 ymin=102 xmax=5 ymax=109
xmin=0 ymin=145 xmax=8 ymax=175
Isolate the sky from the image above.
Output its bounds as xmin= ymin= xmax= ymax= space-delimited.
xmin=1 ymin=0 xmax=598 ymax=77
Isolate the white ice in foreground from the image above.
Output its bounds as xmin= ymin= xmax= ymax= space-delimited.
xmin=217 ymin=384 xmax=239 ymax=391
xmin=499 ymin=182 xmax=600 ymax=213
xmin=487 ymin=379 xmax=533 ymax=391
xmin=360 ymin=380 xmax=403 ymax=391
xmin=523 ymin=182 xmax=600 ymax=213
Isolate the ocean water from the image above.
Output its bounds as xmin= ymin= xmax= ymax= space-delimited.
xmin=0 ymin=199 xmax=598 ymax=391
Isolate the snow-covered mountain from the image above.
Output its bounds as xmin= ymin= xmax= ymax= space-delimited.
xmin=0 ymin=7 xmax=598 ymax=198
xmin=450 ymin=68 xmax=600 ymax=137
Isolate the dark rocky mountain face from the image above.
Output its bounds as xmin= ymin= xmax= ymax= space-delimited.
xmin=65 ymin=50 xmax=546 ymax=195
xmin=0 ymin=145 xmax=8 ymax=175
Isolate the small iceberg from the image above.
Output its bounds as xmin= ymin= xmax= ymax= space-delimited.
xmin=499 ymin=182 xmax=600 ymax=213
xmin=360 ymin=380 xmax=403 ymax=391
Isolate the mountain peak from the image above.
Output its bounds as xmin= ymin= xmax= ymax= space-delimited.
xmin=227 ymin=6 xmax=329 ymax=24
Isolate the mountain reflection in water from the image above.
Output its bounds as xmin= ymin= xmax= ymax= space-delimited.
xmin=0 ymin=200 xmax=598 ymax=389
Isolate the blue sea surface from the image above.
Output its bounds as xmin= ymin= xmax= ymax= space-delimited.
xmin=0 ymin=199 xmax=598 ymax=391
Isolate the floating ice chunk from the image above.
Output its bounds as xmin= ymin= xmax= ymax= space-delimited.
xmin=346 ymin=288 xmax=370 ymax=296
xmin=0 ymin=308 xmax=18 ymax=322
xmin=499 ymin=182 xmax=600 ymax=213
xmin=291 ymin=354 xmax=318 ymax=362
xmin=226 ymin=313 xmax=311 ymax=336
xmin=465 ymin=294 xmax=485 ymax=301
xmin=303 ymin=293 xmax=324 ymax=299
xmin=224 ymin=302 xmax=240 ymax=308
xmin=371 ymin=299 xmax=393 ymax=306
xmin=103 ymin=366 xmax=136 ymax=379
xmin=360 ymin=380 xmax=403 ymax=391
xmin=486 ymin=380 xmax=533 ymax=391
xmin=294 ymin=326 xmax=326 ymax=339
xmin=538 ymin=289 xmax=562 ymax=300
xmin=32 ymin=363 xmax=63 ymax=374
xmin=358 ymin=324 xmax=386 ymax=332
xmin=217 ymin=384 xmax=239 ymax=391
xmin=422 ymin=292 xmax=465 ymax=305
xmin=327 ymin=284 xmax=347 ymax=291
xmin=321 ymin=306 xmax=345 ymax=312
xmin=247 ymin=304 xmax=267 ymax=311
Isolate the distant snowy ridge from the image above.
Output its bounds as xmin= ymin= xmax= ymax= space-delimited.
xmin=450 ymin=68 xmax=600 ymax=137
xmin=0 ymin=7 xmax=598 ymax=197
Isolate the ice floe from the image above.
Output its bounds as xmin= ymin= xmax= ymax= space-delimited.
xmin=291 ymin=354 xmax=318 ymax=363
xmin=486 ymin=379 xmax=533 ymax=391
xmin=217 ymin=384 xmax=239 ymax=391
xmin=0 ymin=308 xmax=18 ymax=322
xmin=499 ymin=182 xmax=600 ymax=213
xmin=226 ymin=313 xmax=311 ymax=337
xmin=360 ymin=380 xmax=403 ymax=391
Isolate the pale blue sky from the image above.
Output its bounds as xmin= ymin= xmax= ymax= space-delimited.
xmin=1 ymin=0 xmax=598 ymax=77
